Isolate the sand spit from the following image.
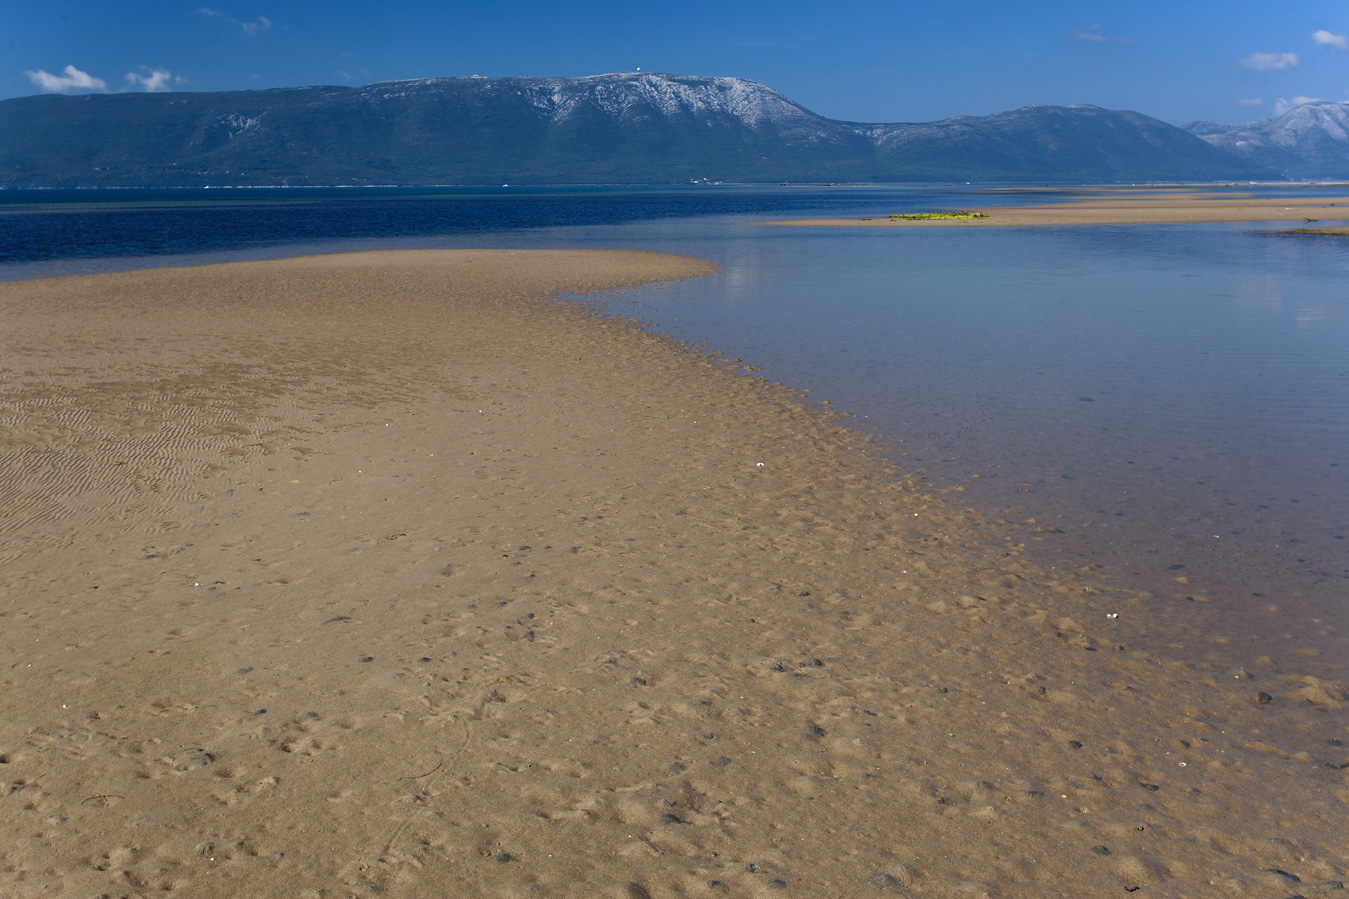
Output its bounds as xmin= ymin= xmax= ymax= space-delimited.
xmin=0 ymin=250 xmax=1344 ymax=898
xmin=762 ymin=187 xmax=1349 ymax=227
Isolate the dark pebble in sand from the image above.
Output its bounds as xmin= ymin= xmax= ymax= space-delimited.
xmin=1092 ymin=845 xmax=1111 ymax=855
xmin=324 ymin=616 xmax=351 ymax=624
xmin=494 ymin=852 xmax=516 ymax=863
xmin=627 ymin=884 xmax=653 ymax=899
xmin=174 ymin=749 xmax=217 ymax=771
xmin=746 ymin=864 xmax=759 ymax=873
xmin=1069 ymin=740 xmax=1083 ymax=749
xmin=1329 ymin=738 xmax=1344 ymax=747
xmin=1139 ymin=782 xmax=1161 ymax=792
xmin=254 ymin=709 xmax=267 ymax=715
xmin=419 ymin=657 xmax=432 ymax=663
xmin=660 ymin=813 xmax=686 ymax=825
xmin=809 ymin=723 xmax=827 ymax=737
xmin=1257 ymin=692 xmax=1274 ymax=704
xmin=868 ymin=872 xmax=904 ymax=889
xmin=361 ymin=656 xmax=374 ymax=663
xmin=1269 ymin=868 xmax=1302 ymax=883
xmin=767 ymin=879 xmax=787 ymax=890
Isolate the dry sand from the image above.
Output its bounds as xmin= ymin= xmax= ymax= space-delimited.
xmin=762 ymin=187 xmax=1349 ymax=227
xmin=1 ymin=250 xmax=1345 ymax=898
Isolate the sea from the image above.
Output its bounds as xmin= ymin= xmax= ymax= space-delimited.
xmin=2 ymin=184 xmax=1345 ymax=675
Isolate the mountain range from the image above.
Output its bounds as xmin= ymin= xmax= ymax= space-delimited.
xmin=1183 ymin=101 xmax=1349 ymax=180
xmin=0 ymin=72 xmax=1326 ymax=187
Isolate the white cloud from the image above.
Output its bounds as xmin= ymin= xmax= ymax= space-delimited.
xmin=1275 ymin=95 xmax=1322 ymax=115
xmin=1238 ymin=51 xmax=1300 ymax=71
xmin=198 ymin=7 xmax=272 ymax=35
xmin=125 ymin=68 xmax=177 ymax=92
xmin=24 ymin=64 xmax=107 ymax=93
xmin=1070 ymin=24 xmax=1131 ymax=44
xmin=1313 ymin=30 xmax=1348 ymax=50
xmin=1238 ymin=97 xmax=1265 ymax=107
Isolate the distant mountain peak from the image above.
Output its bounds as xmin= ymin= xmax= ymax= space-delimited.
xmin=362 ymin=72 xmax=817 ymax=130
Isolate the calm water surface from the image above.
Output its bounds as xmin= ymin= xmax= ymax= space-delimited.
xmin=604 ymin=219 xmax=1349 ymax=675
xmin=2 ymin=185 xmax=1345 ymax=673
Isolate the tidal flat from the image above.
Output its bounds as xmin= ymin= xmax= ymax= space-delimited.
xmin=0 ymin=249 xmax=1344 ymax=897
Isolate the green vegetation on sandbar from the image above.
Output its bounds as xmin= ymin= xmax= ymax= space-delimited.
xmin=856 ymin=211 xmax=991 ymax=221
xmin=887 ymin=211 xmax=990 ymax=220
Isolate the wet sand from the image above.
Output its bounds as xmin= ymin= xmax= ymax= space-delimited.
xmin=763 ymin=187 xmax=1349 ymax=227
xmin=1 ymin=250 xmax=1344 ymax=897
xmin=1274 ymin=225 xmax=1349 ymax=236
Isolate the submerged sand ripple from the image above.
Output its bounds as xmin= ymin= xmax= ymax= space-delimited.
xmin=0 ymin=251 xmax=1344 ymax=898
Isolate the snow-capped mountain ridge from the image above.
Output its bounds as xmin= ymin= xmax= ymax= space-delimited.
xmin=362 ymin=73 xmax=825 ymax=132
xmin=1184 ymin=101 xmax=1349 ymax=177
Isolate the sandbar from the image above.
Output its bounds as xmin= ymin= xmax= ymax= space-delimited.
xmin=763 ymin=187 xmax=1349 ymax=227
xmin=1 ymin=250 xmax=1344 ymax=897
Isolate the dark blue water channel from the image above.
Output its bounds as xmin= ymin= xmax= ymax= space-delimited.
xmin=0 ymin=184 xmax=982 ymax=271
xmin=2 ymin=184 xmax=1345 ymax=674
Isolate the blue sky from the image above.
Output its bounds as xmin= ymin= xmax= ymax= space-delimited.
xmin=4 ymin=1 xmax=1348 ymax=125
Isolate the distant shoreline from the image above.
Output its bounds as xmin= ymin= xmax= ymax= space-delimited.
xmin=4 ymin=180 xmax=1347 ymax=194
xmin=760 ymin=186 xmax=1349 ymax=227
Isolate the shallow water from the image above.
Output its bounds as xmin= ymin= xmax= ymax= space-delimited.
xmin=591 ymin=219 xmax=1349 ymax=673
xmin=2 ymin=184 xmax=1345 ymax=674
